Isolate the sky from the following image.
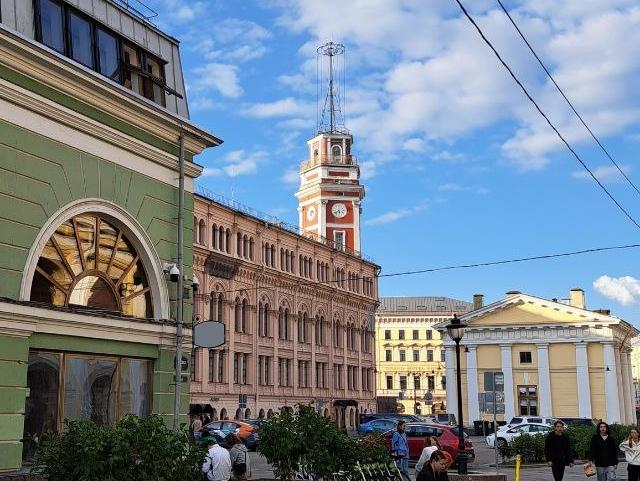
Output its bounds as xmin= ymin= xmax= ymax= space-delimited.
xmin=148 ymin=0 xmax=640 ymax=324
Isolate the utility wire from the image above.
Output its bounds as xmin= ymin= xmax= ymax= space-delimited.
xmin=205 ymin=242 xmax=640 ymax=296
xmin=453 ymin=0 xmax=640 ymax=231
xmin=495 ymin=0 xmax=640 ymax=198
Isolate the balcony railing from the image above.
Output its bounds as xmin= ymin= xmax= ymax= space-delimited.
xmin=300 ymin=154 xmax=358 ymax=171
xmin=110 ymin=0 xmax=158 ymax=23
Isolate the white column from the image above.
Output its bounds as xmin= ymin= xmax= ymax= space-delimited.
xmin=537 ymin=343 xmax=553 ymax=417
xmin=603 ymin=342 xmax=620 ymax=423
xmin=621 ymin=350 xmax=633 ymax=424
xmin=627 ymin=351 xmax=636 ymax=422
xmin=445 ymin=345 xmax=457 ymax=414
xmin=466 ymin=345 xmax=480 ymax=423
xmin=500 ymin=344 xmax=515 ymax=422
xmin=575 ymin=342 xmax=592 ymax=419
xmin=615 ymin=346 xmax=625 ymax=422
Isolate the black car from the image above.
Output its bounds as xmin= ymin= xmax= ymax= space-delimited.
xmin=558 ymin=417 xmax=596 ymax=427
xmin=360 ymin=413 xmax=422 ymax=424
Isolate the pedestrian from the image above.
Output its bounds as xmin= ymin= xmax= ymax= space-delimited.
xmin=588 ymin=422 xmax=618 ymax=481
xmin=416 ymin=450 xmax=449 ymax=481
xmin=415 ymin=436 xmax=441 ymax=475
xmin=619 ymin=428 xmax=640 ymax=481
xmin=201 ymin=436 xmax=232 ymax=481
xmin=544 ymin=420 xmax=574 ymax=481
xmin=226 ymin=433 xmax=250 ymax=481
xmin=391 ymin=420 xmax=410 ymax=481
xmin=192 ymin=415 xmax=203 ymax=442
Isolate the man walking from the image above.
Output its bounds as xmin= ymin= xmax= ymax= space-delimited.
xmin=202 ymin=436 xmax=232 ymax=481
xmin=545 ymin=420 xmax=574 ymax=481
xmin=588 ymin=422 xmax=618 ymax=481
xmin=391 ymin=420 xmax=410 ymax=481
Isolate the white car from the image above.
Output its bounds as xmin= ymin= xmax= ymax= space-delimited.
xmin=497 ymin=416 xmax=559 ymax=432
xmin=486 ymin=423 xmax=551 ymax=449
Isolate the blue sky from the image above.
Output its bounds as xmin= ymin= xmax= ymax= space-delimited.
xmin=150 ymin=0 xmax=640 ymax=324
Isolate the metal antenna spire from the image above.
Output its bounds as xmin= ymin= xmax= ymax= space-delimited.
xmin=317 ymin=42 xmax=347 ymax=134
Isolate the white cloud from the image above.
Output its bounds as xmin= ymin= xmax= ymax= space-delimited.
xmin=242 ymin=97 xmax=312 ymax=118
xmin=364 ymin=200 xmax=428 ymax=226
xmin=572 ymin=164 xmax=631 ymax=183
xmin=281 ymin=169 xmax=300 ymax=185
xmin=202 ymin=150 xmax=268 ymax=178
xmin=438 ymin=183 xmax=464 ymax=192
xmin=593 ymin=275 xmax=640 ymax=305
xmin=403 ymin=138 xmax=427 ymax=153
xmin=190 ymin=63 xmax=243 ymax=98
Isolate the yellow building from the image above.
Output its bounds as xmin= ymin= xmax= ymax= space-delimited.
xmin=375 ymin=296 xmax=475 ymax=415
xmin=631 ymin=337 xmax=640 ymax=406
xmin=436 ymin=289 xmax=638 ymax=426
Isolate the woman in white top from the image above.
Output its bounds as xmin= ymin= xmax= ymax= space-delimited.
xmin=415 ymin=437 xmax=441 ymax=477
xmin=620 ymin=428 xmax=640 ymax=481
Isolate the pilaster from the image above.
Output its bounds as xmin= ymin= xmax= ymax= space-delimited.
xmin=500 ymin=344 xmax=515 ymax=422
xmin=537 ymin=343 xmax=553 ymax=417
xmin=574 ymin=342 xmax=591 ymax=418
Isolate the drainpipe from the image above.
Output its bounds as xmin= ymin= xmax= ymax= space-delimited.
xmin=173 ymin=130 xmax=185 ymax=431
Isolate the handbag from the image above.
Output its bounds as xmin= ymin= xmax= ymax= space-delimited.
xmin=583 ymin=462 xmax=596 ymax=477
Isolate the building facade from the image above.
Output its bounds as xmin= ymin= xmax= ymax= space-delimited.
xmin=190 ymin=191 xmax=379 ymax=428
xmin=375 ymin=296 xmax=474 ymax=415
xmin=0 ymin=0 xmax=219 ymax=471
xmin=437 ymin=289 xmax=638 ymax=427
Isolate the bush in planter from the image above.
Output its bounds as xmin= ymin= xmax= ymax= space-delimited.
xmin=565 ymin=425 xmax=595 ymax=460
xmin=31 ymin=415 xmax=204 ymax=481
xmin=510 ymin=433 xmax=546 ymax=463
xmin=257 ymin=405 xmax=390 ymax=481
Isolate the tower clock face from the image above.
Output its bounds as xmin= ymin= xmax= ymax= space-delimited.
xmin=307 ymin=206 xmax=316 ymax=221
xmin=331 ymin=203 xmax=347 ymax=218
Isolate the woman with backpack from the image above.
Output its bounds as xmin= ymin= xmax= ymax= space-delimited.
xmin=225 ymin=434 xmax=250 ymax=481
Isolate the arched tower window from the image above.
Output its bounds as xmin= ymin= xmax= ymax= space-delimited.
xmin=331 ymin=145 xmax=342 ymax=162
xmin=30 ymin=214 xmax=152 ymax=318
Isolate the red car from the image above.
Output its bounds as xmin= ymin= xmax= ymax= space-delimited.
xmin=384 ymin=423 xmax=475 ymax=465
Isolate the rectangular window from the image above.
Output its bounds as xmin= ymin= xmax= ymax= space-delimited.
xmin=218 ymin=351 xmax=225 ymax=382
xmin=242 ymin=353 xmax=248 ymax=384
xmin=519 ymin=351 xmax=532 ymax=364
xmin=233 ymin=353 xmax=239 ymax=384
xmin=413 ymin=350 xmax=420 ymax=362
xmin=385 ymin=350 xmax=392 ymax=362
xmin=414 ymin=375 xmax=421 ymax=390
xmin=440 ymin=349 xmax=445 ymax=362
xmin=334 ymin=231 xmax=345 ymax=251
xmin=384 ymin=329 xmax=391 ymax=340
xmin=399 ymin=350 xmax=406 ymax=362
xmin=96 ymin=27 xmax=120 ymax=81
xmin=386 ymin=375 xmax=393 ymax=389
xmin=209 ymin=349 xmax=215 ymax=383
xmin=426 ymin=330 xmax=433 ymax=340
xmin=68 ymin=11 xmax=94 ymax=68
xmin=37 ymin=0 xmax=65 ymax=53
xmin=398 ymin=330 xmax=405 ymax=340
xmin=427 ymin=350 xmax=434 ymax=362
xmin=518 ymin=385 xmax=538 ymax=416
xmin=428 ymin=375 xmax=435 ymax=391
xmin=412 ymin=330 xmax=419 ymax=340
xmin=399 ymin=375 xmax=407 ymax=391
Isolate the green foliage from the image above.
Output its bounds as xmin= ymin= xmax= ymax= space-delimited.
xmin=257 ymin=406 xmax=391 ymax=481
xmin=31 ymin=415 xmax=205 ymax=481
xmin=510 ymin=434 xmax=547 ymax=463
xmin=565 ymin=425 xmax=595 ymax=460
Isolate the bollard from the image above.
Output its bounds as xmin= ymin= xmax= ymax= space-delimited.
xmin=514 ymin=451 xmax=521 ymax=481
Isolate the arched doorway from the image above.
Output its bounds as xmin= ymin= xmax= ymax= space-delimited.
xmin=211 ymin=408 xmax=218 ymax=421
xmin=244 ymin=408 xmax=251 ymax=419
xmin=267 ymin=409 xmax=274 ymax=418
xmin=235 ymin=408 xmax=242 ymax=420
xmin=220 ymin=408 xmax=227 ymax=420
xmin=258 ymin=409 xmax=265 ymax=419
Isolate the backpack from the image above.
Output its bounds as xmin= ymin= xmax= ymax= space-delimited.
xmin=232 ymin=449 xmax=247 ymax=476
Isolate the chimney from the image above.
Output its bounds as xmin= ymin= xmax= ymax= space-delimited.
xmin=473 ymin=294 xmax=484 ymax=310
xmin=569 ymin=288 xmax=585 ymax=309
xmin=505 ymin=290 xmax=521 ymax=298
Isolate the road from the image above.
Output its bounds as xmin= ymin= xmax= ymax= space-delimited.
xmin=247 ymin=436 xmax=631 ymax=480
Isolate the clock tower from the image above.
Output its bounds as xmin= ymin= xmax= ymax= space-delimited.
xmin=295 ymin=42 xmax=365 ymax=254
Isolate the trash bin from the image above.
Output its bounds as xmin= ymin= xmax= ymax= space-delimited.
xmin=473 ymin=420 xmax=484 ymax=436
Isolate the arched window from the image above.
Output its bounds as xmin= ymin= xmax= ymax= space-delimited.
xmin=218 ymin=226 xmax=224 ymax=251
xmin=243 ymin=235 xmax=249 ymax=258
xmin=290 ymin=252 xmax=295 ymax=273
xmin=315 ymin=316 xmax=321 ymax=346
xmin=237 ymin=233 xmax=242 ymax=256
xmin=198 ymin=219 xmax=205 ymax=244
xmin=280 ymin=248 xmax=285 ymax=270
xmin=241 ymin=299 xmax=248 ymax=333
xmin=210 ymin=292 xmax=217 ymax=320
xmin=217 ymin=293 xmax=224 ymax=322
xmin=299 ymin=255 xmax=303 ymax=275
xmin=258 ymin=302 xmax=264 ymax=336
xmin=284 ymin=308 xmax=289 ymax=340
xmin=234 ymin=297 xmax=241 ymax=332
xmin=30 ymin=213 xmax=152 ymax=318
xmin=263 ymin=303 xmax=270 ymax=336
xmin=332 ymin=145 xmax=342 ymax=162
xmin=249 ymin=238 xmax=254 ymax=260
xmin=193 ymin=216 xmax=198 ymax=243
xmin=212 ymin=224 xmax=217 ymax=249
xmin=270 ymin=245 xmax=275 ymax=266
xmin=278 ymin=308 xmax=284 ymax=340
xmin=225 ymin=229 xmax=231 ymax=254
xmin=303 ymin=257 xmax=308 ymax=277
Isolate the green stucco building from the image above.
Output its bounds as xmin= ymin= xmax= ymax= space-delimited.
xmin=0 ymin=0 xmax=221 ymax=471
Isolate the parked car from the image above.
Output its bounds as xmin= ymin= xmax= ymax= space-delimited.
xmin=360 ymin=413 xmax=422 ymax=424
xmin=497 ymin=416 xmax=556 ymax=432
xmin=358 ymin=418 xmax=397 ymax=434
xmin=204 ymin=420 xmax=255 ymax=440
xmin=487 ymin=423 xmax=551 ymax=449
xmin=557 ymin=417 xmax=596 ymax=427
xmin=432 ymin=413 xmax=457 ymax=426
xmin=383 ymin=423 xmax=474 ymax=465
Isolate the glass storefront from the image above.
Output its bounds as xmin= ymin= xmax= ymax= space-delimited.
xmin=22 ymin=351 xmax=152 ymax=460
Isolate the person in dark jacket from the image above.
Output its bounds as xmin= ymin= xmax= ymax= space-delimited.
xmin=416 ymin=450 xmax=449 ymax=481
xmin=545 ymin=420 xmax=574 ymax=481
xmin=588 ymin=422 xmax=618 ymax=481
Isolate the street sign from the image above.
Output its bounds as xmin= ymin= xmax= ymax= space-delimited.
xmin=484 ymin=371 xmax=504 ymax=391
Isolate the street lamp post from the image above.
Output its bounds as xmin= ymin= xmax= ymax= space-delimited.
xmin=446 ymin=314 xmax=468 ymax=475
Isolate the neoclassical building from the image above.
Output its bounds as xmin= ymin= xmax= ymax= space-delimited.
xmin=0 ymin=0 xmax=219 ymax=471
xmin=437 ymin=289 xmax=638 ymax=426
xmin=375 ymin=296 xmax=474 ymax=415
xmin=190 ymin=191 xmax=379 ymax=427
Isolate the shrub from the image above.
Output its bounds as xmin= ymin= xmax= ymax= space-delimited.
xmin=510 ymin=434 xmax=546 ymax=463
xmin=566 ymin=424 xmax=635 ymax=460
xmin=257 ymin=406 xmax=390 ymax=481
xmin=31 ymin=415 xmax=204 ymax=481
